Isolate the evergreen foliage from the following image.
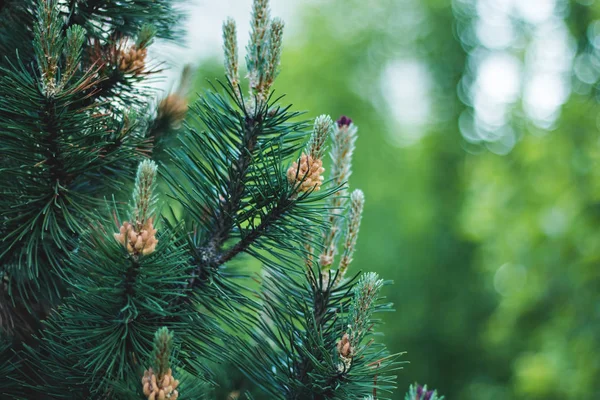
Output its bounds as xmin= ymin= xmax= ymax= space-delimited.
xmin=0 ymin=0 xmax=433 ymax=399
xmin=186 ymin=0 xmax=600 ymax=398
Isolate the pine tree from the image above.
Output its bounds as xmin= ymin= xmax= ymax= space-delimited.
xmin=0 ymin=0 xmax=440 ymax=398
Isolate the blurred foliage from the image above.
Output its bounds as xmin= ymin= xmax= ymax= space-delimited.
xmin=188 ymin=0 xmax=600 ymax=398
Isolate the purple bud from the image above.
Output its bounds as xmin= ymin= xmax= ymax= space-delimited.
xmin=416 ymin=385 xmax=435 ymax=400
xmin=336 ymin=115 xmax=352 ymax=127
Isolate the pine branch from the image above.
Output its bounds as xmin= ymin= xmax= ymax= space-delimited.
xmin=25 ymin=172 xmax=202 ymax=397
xmin=0 ymin=1 xmax=406 ymax=398
xmin=163 ymin=84 xmax=308 ymax=290
xmin=212 ymin=192 xmax=295 ymax=266
xmin=0 ymin=41 xmax=142 ymax=308
xmin=209 ymin=107 xmax=267 ymax=249
xmin=0 ymin=3 xmax=163 ymax=315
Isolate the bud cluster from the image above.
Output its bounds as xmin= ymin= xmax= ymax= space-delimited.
xmin=223 ymin=0 xmax=285 ymax=104
xmin=88 ymin=25 xmax=155 ymax=79
xmin=114 ymin=218 xmax=158 ymax=256
xmin=286 ymin=154 xmax=325 ymax=193
xmin=336 ymin=273 xmax=383 ymax=371
xmin=157 ymin=94 xmax=188 ymax=128
xmin=119 ymin=45 xmax=148 ymax=74
xmin=405 ymin=383 xmax=444 ymax=400
xmin=114 ymin=160 xmax=159 ymax=256
xmin=142 ymin=327 xmax=179 ymax=400
xmin=330 ymin=115 xmax=357 ymax=193
xmin=316 ymin=115 xmax=363 ymax=288
xmin=142 ymin=367 xmax=179 ymax=400
xmin=286 ymin=115 xmax=334 ymax=194
xmin=34 ymin=0 xmax=87 ymax=95
xmin=156 ymin=65 xmax=192 ymax=132
xmin=336 ymin=332 xmax=353 ymax=371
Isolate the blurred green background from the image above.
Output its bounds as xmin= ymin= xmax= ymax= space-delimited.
xmin=184 ymin=0 xmax=600 ymax=398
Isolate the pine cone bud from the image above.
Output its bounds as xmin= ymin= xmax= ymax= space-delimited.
xmin=337 ymin=333 xmax=352 ymax=358
xmin=406 ymin=383 xmax=444 ymax=400
xmin=157 ymin=94 xmax=188 ymax=128
xmin=336 ymin=115 xmax=353 ymax=127
xmin=119 ymin=45 xmax=147 ymax=74
xmin=141 ymin=367 xmax=179 ymax=400
xmin=114 ymin=218 xmax=158 ymax=256
xmin=336 ymin=332 xmax=353 ymax=372
xmin=417 ymin=385 xmax=434 ymax=400
xmin=286 ymin=154 xmax=325 ymax=193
